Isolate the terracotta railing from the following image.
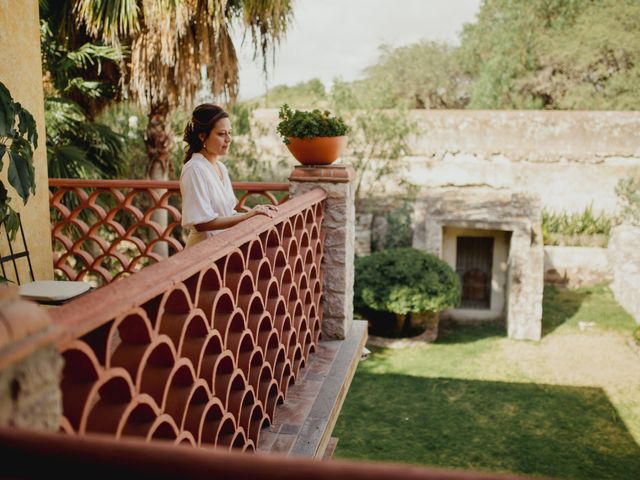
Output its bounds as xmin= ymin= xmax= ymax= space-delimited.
xmin=48 ymin=188 xmax=326 ymax=451
xmin=0 ymin=426 xmax=529 ymax=480
xmin=48 ymin=179 xmax=289 ymax=286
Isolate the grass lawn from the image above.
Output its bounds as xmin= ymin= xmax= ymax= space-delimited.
xmin=333 ymin=284 xmax=640 ymax=480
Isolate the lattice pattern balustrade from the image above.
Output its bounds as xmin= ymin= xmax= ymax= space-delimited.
xmin=49 ymin=189 xmax=326 ymax=452
xmin=49 ymin=179 xmax=289 ymax=286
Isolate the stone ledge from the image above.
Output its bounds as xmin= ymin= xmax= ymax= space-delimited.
xmin=289 ymin=165 xmax=354 ymax=183
xmin=257 ymin=320 xmax=368 ymax=459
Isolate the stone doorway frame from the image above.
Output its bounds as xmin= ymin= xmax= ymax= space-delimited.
xmin=412 ymin=190 xmax=544 ymax=341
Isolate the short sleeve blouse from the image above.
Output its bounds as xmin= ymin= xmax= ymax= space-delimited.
xmin=180 ymin=153 xmax=237 ymax=235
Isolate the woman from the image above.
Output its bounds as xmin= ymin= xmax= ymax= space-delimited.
xmin=180 ymin=104 xmax=277 ymax=247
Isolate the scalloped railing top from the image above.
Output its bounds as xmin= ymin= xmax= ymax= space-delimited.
xmin=49 ymin=188 xmax=326 ymax=453
xmin=49 ymin=179 xmax=289 ymax=286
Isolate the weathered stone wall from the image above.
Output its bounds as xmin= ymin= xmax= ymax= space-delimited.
xmin=406 ymin=110 xmax=640 ymax=215
xmin=253 ymin=109 xmax=640 ymax=215
xmin=543 ymin=246 xmax=612 ymax=287
xmin=609 ymin=224 xmax=640 ymax=324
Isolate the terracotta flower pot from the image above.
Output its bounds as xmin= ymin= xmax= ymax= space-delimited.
xmin=286 ymin=135 xmax=348 ymax=165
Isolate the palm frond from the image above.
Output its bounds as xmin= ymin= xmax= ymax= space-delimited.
xmin=75 ymin=0 xmax=141 ymax=42
xmin=45 ymin=96 xmax=126 ymax=179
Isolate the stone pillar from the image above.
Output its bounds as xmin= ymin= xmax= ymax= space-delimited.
xmin=609 ymin=224 xmax=640 ymax=324
xmin=506 ymin=222 xmax=544 ymax=341
xmin=289 ymin=165 xmax=355 ymax=340
xmin=0 ymin=286 xmax=63 ymax=430
xmin=0 ymin=0 xmax=54 ymax=280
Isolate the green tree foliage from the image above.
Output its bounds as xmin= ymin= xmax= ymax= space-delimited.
xmin=359 ymin=41 xmax=469 ymax=109
xmin=40 ymin=15 xmax=126 ymax=178
xmin=330 ymin=81 xmax=417 ymax=203
xmin=263 ymin=79 xmax=327 ymax=108
xmin=225 ymin=102 xmax=289 ymax=182
xmin=532 ymin=0 xmax=640 ymax=109
xmin=45 ymin=98 xmax=125 ymax=178
xmin=459 ymin=0 xmax=640 ymax=109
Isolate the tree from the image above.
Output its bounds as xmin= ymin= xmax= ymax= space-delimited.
xmin=458 ymin=0 xmax=640 ymax=110
xmin=526 ymin=0 xmax=640 ymax=110
xmin=359 ymin=41 xmax=469 ymax=109
xmin=52 ymin=0 xmax=294 ymax=183
xmin=263 ymin=79 xmax=327 ymax=108
xmin=330 ymin=81 xmax=417 ymax=205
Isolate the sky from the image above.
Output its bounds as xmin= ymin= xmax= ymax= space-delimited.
xmin=232 ymin=0 xmax=481 ymax=100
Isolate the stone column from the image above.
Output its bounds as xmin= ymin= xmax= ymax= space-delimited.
xmin=506 ymin=221 xmax=544 ymax=341
xmin=609 ymin=223 xmax=640 ymax=324
xmin=289 ymin=165 xmax=355 ymax=340
xmin=0 ymin=0 xmax=54 ymax=280
xmin=0 ymin=286 xmax=63 ymax=430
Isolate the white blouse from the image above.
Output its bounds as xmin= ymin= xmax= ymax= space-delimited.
xmin=180 ymin=153 xmax=238 ymax=238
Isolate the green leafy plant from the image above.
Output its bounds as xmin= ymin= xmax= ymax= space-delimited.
xmin=541 ymin=205 xmax=613 ymax=246
xmin=615 ymin=173 xmax=640 ymax=226
xmin=0 ymin=81 xmax=37 ymax=239
xmin=276 ymin=103 xmax=348 ymax=144
xmin=382 ymin=201 xmax=415 ymax=250
xmin=330 ymin=80 xmax=417 ymax=203
xmin=355 ymin=248 xmax=460 ymax=336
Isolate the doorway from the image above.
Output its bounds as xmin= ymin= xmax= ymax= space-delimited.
xmin=456 ymin=236 xmax=494 ymax=309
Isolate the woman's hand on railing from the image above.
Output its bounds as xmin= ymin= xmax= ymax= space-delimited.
xmin=250 ymin=204 xmax=278 ymax=218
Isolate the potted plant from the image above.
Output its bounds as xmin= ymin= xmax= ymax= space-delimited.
xmin=276 ymin=103 xmax=349 ymax=165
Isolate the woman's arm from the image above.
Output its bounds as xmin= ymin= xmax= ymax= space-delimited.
xmin=193 ymin=204 xmax=277 ymax=232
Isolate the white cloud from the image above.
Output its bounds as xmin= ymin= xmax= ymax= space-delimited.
xmin=233 ymin=0 xmax=481 ymax=100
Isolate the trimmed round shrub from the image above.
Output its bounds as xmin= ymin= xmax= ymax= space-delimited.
xmin=354 ymin=248 xmax=460 ymax=336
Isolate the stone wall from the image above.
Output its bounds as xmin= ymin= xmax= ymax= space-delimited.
xmin=609 ymin=224 xmax=640 ymax=324
xmin=543 ymin=246 xmax=612 ymax=287
xmin=405 ymin=109 xmax=640 ymax=215
xmin=252 ymin=109 xmax=640 ymax=215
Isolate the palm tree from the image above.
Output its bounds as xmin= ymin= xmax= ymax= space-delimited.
xmin=58 ymin=0 xmax=293 ymax=182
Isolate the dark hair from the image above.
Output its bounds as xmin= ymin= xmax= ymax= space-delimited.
xmin=183 ymin=104 xmax=229 ymax=163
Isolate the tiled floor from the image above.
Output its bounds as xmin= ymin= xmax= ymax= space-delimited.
xmin=257 ymin=320 xmax=367 ymax=458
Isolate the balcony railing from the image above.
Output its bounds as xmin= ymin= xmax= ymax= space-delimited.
xmin=49 ymin=188 xmax=326 ymax=450
xmin=48 ymin=179 xmax=289 ymax=286
xmin=0 ymin=170 xmax=525 ymax=479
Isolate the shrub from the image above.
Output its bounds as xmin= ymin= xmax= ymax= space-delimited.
xmin=634 ymin=326 xmax=640 ymax=347
xmin=355 ymin=248 xmax=461 ymax=317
